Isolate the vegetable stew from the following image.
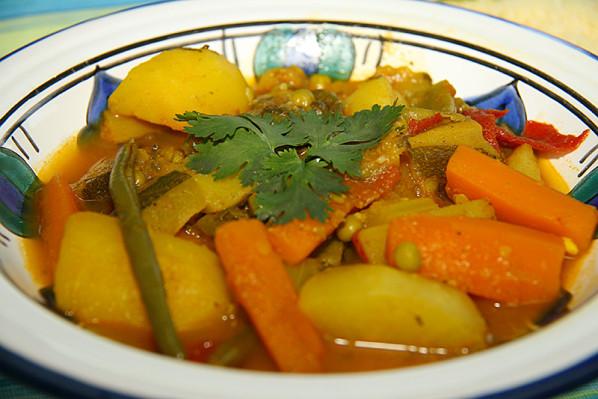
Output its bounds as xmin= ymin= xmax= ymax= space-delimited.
xmin=23 ymin=47 xmax=596 ymax=373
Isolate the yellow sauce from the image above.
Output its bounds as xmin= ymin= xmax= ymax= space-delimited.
xmin=23 ymin=135 xmax=117 ymax=287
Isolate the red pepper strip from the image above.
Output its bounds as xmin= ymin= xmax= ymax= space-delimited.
xmin=463 ymin=108 xmax=589 ymax=157
xmin=499 ymin=121 xmax=590 ymax=157
xmin=462 ymin=108 xmax=505 ymax=154
xmin=408 ymin=113 xmax=443 ymax=136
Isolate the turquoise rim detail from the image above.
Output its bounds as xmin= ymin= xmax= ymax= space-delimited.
xmin=254 ymin=26 xmax=355 ymax=80
xmin=570 ymin=167 xmax=598 ymax=206
xmin=0 ymin=147 xmax=42 ymax=237
xmin=254 ymin=28 xmax=295 ymax=77
xmin=316 ymin=28 xmax=355 ymax=80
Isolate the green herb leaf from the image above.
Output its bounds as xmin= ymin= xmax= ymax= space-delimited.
xmin=243 ymin=114 xmax=297 ymax=148
xmin=287 ymin=110 xmax=343 ymax=149
xmin=253 ymin=150 xmax=347 ymax=223
xmin=187 ymin=131 xmax=271 ymax=185
xmin=176 ymin=112 xmax=256 ymax=141
xmin=182 ymin=105 xmax=403 ymax=223
xmin=306 ymin=104 xmax=403 ymax=177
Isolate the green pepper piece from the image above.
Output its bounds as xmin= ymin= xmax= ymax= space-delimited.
xmin=138 ymin=170 xmax=191 ymax=209
xmin=109 ymin=142 xmax=185 ymax=359
xmin=208 ymin=325 xmax=259 ymax=367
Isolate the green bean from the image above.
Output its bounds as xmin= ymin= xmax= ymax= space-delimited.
xmin=286 ymin=240 xmax=344 ymax=290
xmin=194 ymin=207 xmax=249 ymax=237
xmin=208 ymin=325 xmax=260 ymax=367
xmin=285 ymin=259 xmax=323 ymax=290
xmin=314 ymin=239 xmax=344 ymax=267
xmin=109 ymin=142 xmax=185 ymax=359
xmin=535 ymin=290 xmax=572 ymax=326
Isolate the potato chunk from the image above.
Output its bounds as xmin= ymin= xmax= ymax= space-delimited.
xmin=141 ymin=173 xmax=250 ymax=234
xmin=100 ymin=111 xmax=170 ymax=143
xmin=108 ymin=48 xmax=253 ymax=131
xmin=191 ymin=174 xmax=252 ymax=213
xmin=299 ymin=265 xmax=487 ymax=349
xmin=142 ymin=176 xmax=207 ymax=235
xmin=54 ymin=212 xmax=233 ymax=340
xmin=344 ymin=77 xmax=405 ymax=115
xmin=507 ymin=143 xmax=542 ymax=182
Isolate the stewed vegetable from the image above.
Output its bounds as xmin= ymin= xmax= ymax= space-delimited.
xmin=109 ymin=142 xmax=184 ymax=358
xmin=25 ymin=47 xmax=596 ymax=373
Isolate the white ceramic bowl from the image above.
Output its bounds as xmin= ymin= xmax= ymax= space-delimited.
xmin=0 ymin=1 xmax=596 ymax=398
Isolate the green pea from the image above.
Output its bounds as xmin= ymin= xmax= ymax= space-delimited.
xmin=336 ymin=213 xmax=364 ymax=242
xmin=393 ymin=241 xmax=422 ymax=272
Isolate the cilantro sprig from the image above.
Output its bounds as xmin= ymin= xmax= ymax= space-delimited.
xmin=177 ymin=104 xmax=403 ymax=224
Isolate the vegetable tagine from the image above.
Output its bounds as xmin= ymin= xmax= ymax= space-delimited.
xmin=26 ymin=47 xmax=597 ymax=372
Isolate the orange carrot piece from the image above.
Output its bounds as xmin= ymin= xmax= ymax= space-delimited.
xmin=39 ymin=176 xmax=79 ymax=278
xmin=214 ymin=219 xmax=324 ymax=372
xmin=446 ymin=145 xmax=597 ymax=251
xmin=267 ymin=165 xmax=401 ymax=264
xmin=386 ymin=215 xmax=565 ymax=305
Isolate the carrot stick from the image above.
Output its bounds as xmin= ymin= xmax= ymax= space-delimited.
xmin=267 ymin=165 xmax=401 ymax=264
xmin=446 ymin=145 xmax=597 ymax=251
xmin=386 ymin=215 xmax=565 ymax=305
xmin=214 ymin=219 xmax=324 ymax=372
xmin=39 ymin=176 xmax=79 ymax=279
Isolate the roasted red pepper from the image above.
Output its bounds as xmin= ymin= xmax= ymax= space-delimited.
xmin=500 ymin=120 xmax=590 ymax=157
xmin=408 ymin=113 xmax=443 ymax=136
xmin=462 ymin=109 xmax=506 ymax=154
xmin=464 ymin=108 xmax=589 ymax=157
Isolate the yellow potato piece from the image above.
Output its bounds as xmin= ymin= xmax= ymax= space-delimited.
xmin=353 ymin=225 xmax=389 ymax=264
xmin=361 ymin=198 xmax=439 ymax=227
xmin=417 ymin=80 xmax=456 ymax=113
xmin=108 ymin=48 xmax=253 ymax=130
xmin=538 ymin=157 xmax=569 ymax=194
xmin=344 ymin=76 xmax=405 ymax=115
xmin=54 ymin=212 xmax=233 ymax=338
xmin=191 ymin=174 xmax=252 ymax=213
xmin=142 ymin=173 xmax=250 ymax=234
xmin=100 ymin=111 xmax=172 ymax=143
xmin=142 ymin=176 xmax=207 ymax=235
xmin=507 ymin=143 xmax=542 ymax=182
xmin=428 ymin=198 xmax=495 ymax=219
xmin=299 ymin=265 xmax=487 ymax=349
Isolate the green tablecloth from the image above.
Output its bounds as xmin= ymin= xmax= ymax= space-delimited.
xmin=0 ymin=1 xmax=596 ymax=398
